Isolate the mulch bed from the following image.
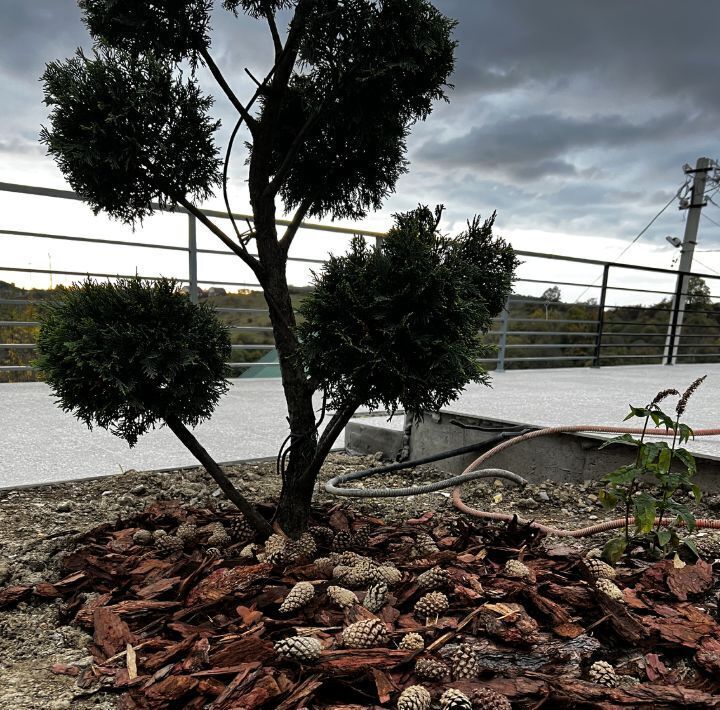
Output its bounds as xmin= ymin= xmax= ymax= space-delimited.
xmin=2 ymin=500 xmax=720 ymax=709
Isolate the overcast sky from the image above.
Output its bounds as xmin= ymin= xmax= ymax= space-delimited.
xmin=1 ymin=0 xmax=720 ymax=302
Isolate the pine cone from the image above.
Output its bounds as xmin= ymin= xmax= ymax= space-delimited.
xmin=228 ymin=516 xmax=254 ymax=544
xmin=414 ymin=591 xmax=449 ymax=619
xmin=363 ymin=583 xmax=388 ymax=613
xmin=452 ymin=643 xmax=479 ymax=679
xmin=589 ymin=660 xmax=618 ymax=687
xmin=470 ymin=687 xmax=512 ymax=710
xmin=398 ymin=632 xmax=425 ymax=651
xmin=207 ymin=523 xmax=231 ymax=549
xmin=341 ymin=618 xmax=388 ymax=648
xmin=274 ymin=636 xmax=322 ymax=662
xmin=327 ymin=585 xmax=359 ymax=609
xmin=397 ymin=685 xmax=431 ymax=710
xmin=284 ymin=532 xmax=317 ymax=563
xmin=584 ymin=558 xmax=617 ymax=581
xmin=153 ymin=529 xmax=167 ymax=542
xmin=417 ymin=566 xmax=449 ymax=591
xmin=504 ymin=559 xmax=531 ymax=580
xmin=156 ymin=534 xmax=184 ymax=553
xmin=133 ymin=529 xmax=153 ymax=546
xmin=352 ymin=524 xmax=373 ymax=549
xmin=279 ymin=581 xmax=315 ymax=613
xmin=333 ymin=564 xmax=368 ymax=588
xmin=238 ymin=542 xmax=260 ymax=559
xmin=336 ymin=551 xmax=362 ymax=566
xmin=308 ymin=525 xmax=335 ymax=547
xmin=264 ymin=533 xmax=288 ymax=563
xmin=368 ymin=564 xmax=403 ymax=587
xmin=313 ymin=556 xmax=336 ymax=577
xmin=176 ymin=523 xmax=198 ymax=547
xmin=596 ymin=578 xmax=624 ymax=602
xmin=440 ymin=688 xmax=472 ymax=710
xmin=412 ymin=532 xmax=439 ymax=558
xmin=415 ymin=656 xmax=449 ymax=681
xmin=332 ymin=530 xmax=353 ymax=552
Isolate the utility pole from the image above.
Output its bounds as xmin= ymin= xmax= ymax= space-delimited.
xmin=664 ymin=156 xmax=712 ymax=364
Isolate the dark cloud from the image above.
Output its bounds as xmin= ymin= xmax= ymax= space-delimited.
xmin=416 ymin=111 xmax=688 ymax=180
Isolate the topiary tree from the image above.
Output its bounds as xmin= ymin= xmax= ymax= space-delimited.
xmin=35 ymin=277 xmax=272 ymax=535
xmin=297 ymin=206 xmax=518 ymax=471
xmin=39 ymin=0 xmax=515 ymax=535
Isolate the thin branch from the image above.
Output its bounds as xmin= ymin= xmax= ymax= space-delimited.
xmin=265 ymin=10 xmax=283 ymax=58
xmin=245 ymin=68 xmax=262 ymax=87
xmin=177 ymin=196 xmax=262 ymax=278
xmin=166 ymin=415 xmax=273 ymax=537
xmin=199 ymin=47 xmax=257 ymax=133
xmin=279 ymin=196 xmax=313 ymax=253
xmin=308 ymin=399 xmax=361 ymax=475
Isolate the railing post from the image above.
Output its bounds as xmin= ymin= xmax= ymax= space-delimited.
xmin=665 ymin=270 xmax=687 ymax=365
xmin=496 ymin=296 xmax=510 ymax=372
xmin=188 ymin=214 xmax=198 ymax=304
xmin=592 ymin=264 xmax=610 ymax=367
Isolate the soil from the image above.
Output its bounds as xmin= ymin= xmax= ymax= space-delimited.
xmin=2 ymin=451 xmax=720 ymax=708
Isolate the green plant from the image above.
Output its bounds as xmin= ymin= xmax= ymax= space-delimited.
xmin=34 ymin=277 xmax=271 ymax=535
xmin=297 ymin=206 xmax=517 ymax=473
xmin=599 ymin=376 xmax=706 ymax=563
xmin=40 ymin=0 xmax=460 ymax=535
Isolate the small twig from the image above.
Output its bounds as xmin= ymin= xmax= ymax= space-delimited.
xmin=425 ymin=606 xmax=484 ymax=653
xmin=245 ymin=68 xmax=262 ymax=87
xmin=583 ymin=613 xmax=612 ymax=634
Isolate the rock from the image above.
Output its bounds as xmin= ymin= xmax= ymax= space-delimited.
xmin=55 ymin=501 xmax=72 ymax=513
xmin=130 ymin=484 xmax=147 ymax=496
xmin=493 ymin=480 xmax=504 ymax=489
xmin=538 ymin=491 xmax=550 ymax=502
xmin=118 ymin=494 xmax=135 ymax=507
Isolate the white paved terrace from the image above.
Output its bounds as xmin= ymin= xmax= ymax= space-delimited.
xmin=1 ymin=363 xmax=719 ymax=488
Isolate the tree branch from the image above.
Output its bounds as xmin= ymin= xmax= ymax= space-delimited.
xmin=265 ymin=10 xmax=283 ymax=58
xmin=177 ymin=196 xmax=263 ymax=279
xmin=308 ymin=399 xmax=361 ymax=476
xmin=165 ymin=415 xmax=273 ymax=537
xmin=279 ymin=196 xmax=314 ymax=254
xmin=199 ymin=47 xmax=257 ymax=133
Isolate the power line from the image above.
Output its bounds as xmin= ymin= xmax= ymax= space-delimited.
xmin=693 ymin=257 xmax=720 ymax=276
xmin=701 ymin=211 xmax=720 ymax=230
xmin=574 ymin=183 xmax=686 ymax=302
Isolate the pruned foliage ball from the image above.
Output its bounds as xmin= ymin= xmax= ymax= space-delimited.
xmin=298 ymin=206 xmax=517 ymax=417
xmin=35 ymin=277 xmax=231 ymax=446
xmin=40 ymin=48 xmax=221 ymax=225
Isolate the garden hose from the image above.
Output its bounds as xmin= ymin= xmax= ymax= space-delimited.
xmin=326 ymin=423 xmax=720 ymax=537
xmin=452 ymin=424 xmax=720 ymax=537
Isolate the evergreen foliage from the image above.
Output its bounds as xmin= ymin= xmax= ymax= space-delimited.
xmin=298 ymin=206 xmax=517 ymax=417
xmin=35 ymin=278 xmax=231 ymax=446
xmin=40 ymin=48 xmax=221 ymax=224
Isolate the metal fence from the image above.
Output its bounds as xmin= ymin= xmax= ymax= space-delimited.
xmin=2 ymin=181 xmax=720 ymax=379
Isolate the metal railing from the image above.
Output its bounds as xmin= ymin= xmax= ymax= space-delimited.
xmin=2 ymin=181 xmax=720 ymax=379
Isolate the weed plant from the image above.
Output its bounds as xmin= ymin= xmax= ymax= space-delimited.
xmin=599 ymin=376 xmax=706 ymax=563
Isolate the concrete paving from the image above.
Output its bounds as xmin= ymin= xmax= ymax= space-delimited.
xmin=1 ymin=363 xmax=719 ymax=488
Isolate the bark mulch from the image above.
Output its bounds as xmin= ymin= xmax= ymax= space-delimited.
xmin=2 ymin=500 xmax=720 ymax=709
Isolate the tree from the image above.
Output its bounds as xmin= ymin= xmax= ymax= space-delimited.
xmin=40 ymin=0 xmax=514 ymax=535
xmin=35 ymin=277 xmax=273 ymax=535
xmin=541 ymin=286 xmax=561 ymax=303
xmin=685 ymin=276 xmax=711 ymax=309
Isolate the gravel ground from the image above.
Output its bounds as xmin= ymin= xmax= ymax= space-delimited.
xmin=3 ymin=451 xmax=720 ymax=708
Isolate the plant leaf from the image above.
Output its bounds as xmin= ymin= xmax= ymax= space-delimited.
xmin=633 ymin=492 xmax=657 ymax=533
xmin=602 ymin=536 xmax=627 ymax=564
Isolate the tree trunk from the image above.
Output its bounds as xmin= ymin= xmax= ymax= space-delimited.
xmin=165 ymin=415 xmax=273 ymax=537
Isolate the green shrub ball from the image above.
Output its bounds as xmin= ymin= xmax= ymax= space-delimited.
xmin=35 ymin=277 xmax=231 ymax=446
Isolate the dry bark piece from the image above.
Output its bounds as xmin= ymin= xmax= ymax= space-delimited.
xmin=327 ymin=585 xmax=359 ymax=609
xmin=399 ymin=633 xmax=425 ymax=651
xmin=279 ymin=581 xmax=315 ymax=613
xmin=341 ymin=618 xmax=388 ymax=648
xmin=439 ymin=688 xmax=472 ymax=710
xmin=274 ymin=636 xmax=322 ymax=662
xmin=397 ymin=685 xmax=431 ymax=710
